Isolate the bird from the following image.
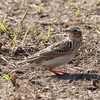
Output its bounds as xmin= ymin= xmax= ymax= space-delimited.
xmin=17 ymin=27 xmax=82 ymax=76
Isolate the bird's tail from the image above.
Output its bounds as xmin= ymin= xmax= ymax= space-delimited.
xmin=8 ymin=59 xmax=34 ymax=75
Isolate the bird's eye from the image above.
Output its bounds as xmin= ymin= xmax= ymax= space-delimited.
xmin=74 ymin=29 xmax=78 ymax=32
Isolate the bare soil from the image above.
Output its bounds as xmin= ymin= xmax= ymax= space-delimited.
xmin=0 ymin=0 xmax=100 ymax=100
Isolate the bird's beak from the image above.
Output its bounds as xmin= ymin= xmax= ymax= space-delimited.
xmin=64 ymin=29 xmax=72 ymax=33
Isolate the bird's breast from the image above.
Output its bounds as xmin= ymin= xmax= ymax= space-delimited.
xmin=40 ymin=51 xmax=76 ymax=68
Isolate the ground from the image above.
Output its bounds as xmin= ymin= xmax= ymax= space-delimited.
xmin=0 ymin=0 xmax=100 ymax=100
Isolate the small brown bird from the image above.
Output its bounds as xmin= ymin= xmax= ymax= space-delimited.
xmin=19 ymin=27 xmax=82 ymax=75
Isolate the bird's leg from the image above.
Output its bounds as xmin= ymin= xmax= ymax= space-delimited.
xmin=48 ymin=69 xmax=65 ymax=75
xmin=48 ymin=69 xmax=76 ymax=76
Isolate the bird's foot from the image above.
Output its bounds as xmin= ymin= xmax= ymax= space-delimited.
xmin=48 ymin=69 xmax=76 ymax=76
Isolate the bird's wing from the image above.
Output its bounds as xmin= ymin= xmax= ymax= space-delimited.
xmin=26 ymin=39 xmax=76 ymax=63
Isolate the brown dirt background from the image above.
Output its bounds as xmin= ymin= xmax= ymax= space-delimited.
xmin=0 ymin=0 xmax=100 ymax=100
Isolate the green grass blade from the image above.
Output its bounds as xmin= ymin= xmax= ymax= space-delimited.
xmin=22 ymin=27 xmax=30 ymax=44
xmin=47 ymin=26 xmax=50 ymax=38
xmin=30 ymin=30 xmax=33 ymax=36
xmin=41 ymin=31 xmax=47 ymax=39
xmin=2 ymin=74 xmax=10 ymax=80
xmin=39 ymin=0 xmax=43 ymax=7
xmin=13 ymin=31 xmax=17 ymax=45
xmin=41 ymin=26 xmax=50 ymax=40
xmin=33 ymin=29 xmax=36 ymax=34
xmin=37 ymin=8 xmax=41 ymax=14
xmin=77 ymin=9 xmax=80 ymax=16
xmin=98 ymin=28 xmax=100 ymax=31
xmin=0 ymin=23 xmax=9 ymax=36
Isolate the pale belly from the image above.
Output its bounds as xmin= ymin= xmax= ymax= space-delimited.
xmin=40 ymin=52 xmax=76 ymax=68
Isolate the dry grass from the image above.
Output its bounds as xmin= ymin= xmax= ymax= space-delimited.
xmin=0 ymin=0 xmax=100 ymax=100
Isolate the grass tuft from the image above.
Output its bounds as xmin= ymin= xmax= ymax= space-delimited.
xmin=97 ymin=28 xmax=100 ymax=31
xmin=0 ymin=23 xmax=12 ymax=39
xmin=41 ymin=26 xmax=50 ymax=40
xmin=97 ymin=0 xmax=100 ymax=5
xmin=33 ymin=0 xmax=43 ymax=14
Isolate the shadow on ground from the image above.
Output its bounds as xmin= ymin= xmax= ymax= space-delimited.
xmin=52 ymin=73 xmax=100 ymax=81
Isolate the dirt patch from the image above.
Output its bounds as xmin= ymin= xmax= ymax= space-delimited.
xmin=0 ymin=0 xmax=100 ymax=100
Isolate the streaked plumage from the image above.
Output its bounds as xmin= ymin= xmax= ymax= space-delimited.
xmin=20 ymin=27 xmax=82 ymax=75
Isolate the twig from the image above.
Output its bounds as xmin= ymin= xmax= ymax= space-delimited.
xmin=96 ymin=30 xmax=100 ymax=35
xmin=20 ymin=8 xmax=29 ymax=24
xmin=49 ymin=83 xmax=56 ymax=100
xmin=1 ymin=55 xmax=8 ymax=63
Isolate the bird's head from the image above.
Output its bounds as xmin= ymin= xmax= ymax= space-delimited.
xmin=65 ymin=27 xmax=82 ymax=42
